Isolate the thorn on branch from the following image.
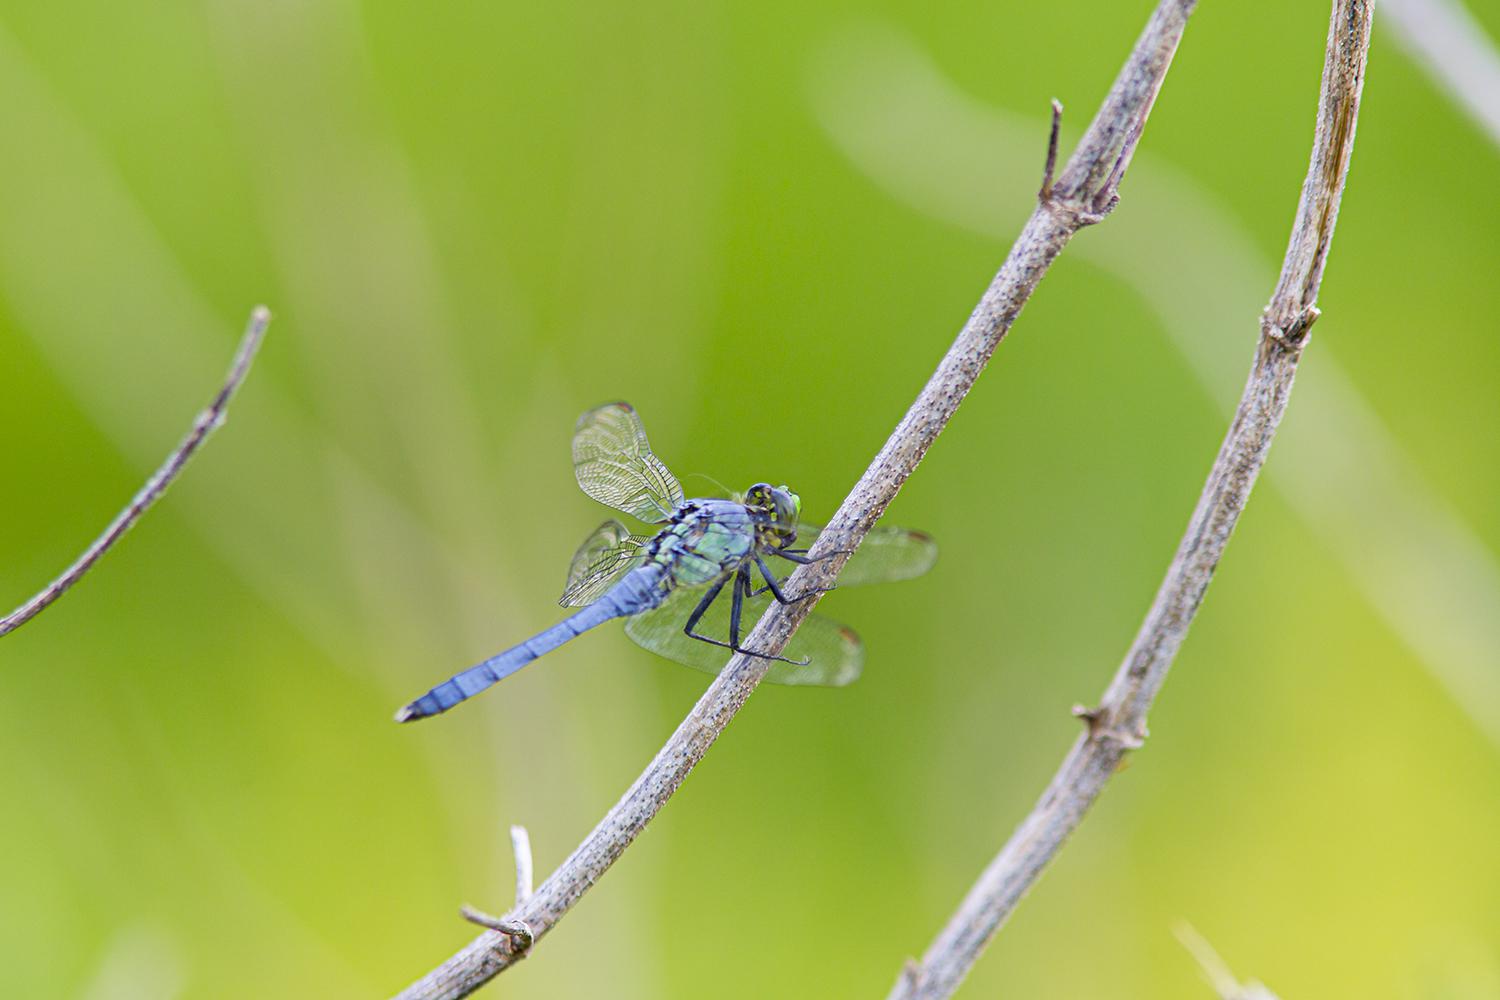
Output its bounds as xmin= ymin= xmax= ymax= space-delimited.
xmin=1071 ymin=704 xmax=1146 ymax=749
xmin=1039 ymin=99 xmax=1064 ymax=202
xmin=1038 ymin=97 xmax=1116 ymax=227
xmin=1262 ymin=304 xmax=1321 ymax=354
xmin=1095 ymin=118 xmax=1143 ymax=214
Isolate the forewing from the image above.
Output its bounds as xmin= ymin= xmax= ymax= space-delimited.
xmin=790 ymin=524 xmax=937 ymax=586
xmin=572 ymin=402 xmax=685 ymax=522
xmin=624 ymin=586 xmax=862 ymax=687
xmin=560 ymin=520 xmax=652 ymax=607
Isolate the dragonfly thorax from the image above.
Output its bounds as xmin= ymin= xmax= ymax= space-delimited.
xmin=652 ymin=498 xmax=759 ymax=588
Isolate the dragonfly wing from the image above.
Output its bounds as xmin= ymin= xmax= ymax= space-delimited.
xmin=560 ymin=520 xmax=653 ymax=608
xmin=572 ymin=402 xmax=686 ymax=522
xmin=624 ymin=585 xmax=862 ymax=687
xmin=789 ymin=523 xmax=937 ymax=586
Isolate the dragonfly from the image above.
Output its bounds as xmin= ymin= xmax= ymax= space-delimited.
xmin=396 ymin=402 xmax=936 ymax=722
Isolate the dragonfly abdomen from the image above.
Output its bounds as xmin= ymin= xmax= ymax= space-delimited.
xmin=395 ymin=564 xmax=671 ymax=722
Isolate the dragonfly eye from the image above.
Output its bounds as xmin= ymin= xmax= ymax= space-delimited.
xmin=780 ymin=486 xmax=801 ymax=518
xmin=770 ymin=486 xmax=800 ymax=531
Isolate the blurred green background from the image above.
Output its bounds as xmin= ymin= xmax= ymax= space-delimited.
xmin=2 ymin=1 xmax=1497 ymax=997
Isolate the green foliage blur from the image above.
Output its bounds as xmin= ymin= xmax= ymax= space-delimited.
xmin=3 ymin=2 xmax=1498 ymax=997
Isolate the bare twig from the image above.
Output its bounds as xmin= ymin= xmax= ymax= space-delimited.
xmin=816 ymin=24 xmax=1500 ymax=750
xmin=1039 ymin=99 xmax=1064 ymax=200
xmin=455 ymin=825 xmax=536 ymax=954
xmin=1176 ymin=924 xmax=1281 ymax=1000
xmin=393 ymin=4 xmax=1194 ymax=997
xmin=887 ymin=4 xmax=1374 ymax=998
xmin=1 ymin=307 xmax=271 ymax=638
xmin=458 ymin=907 xmax=532 ymax=957
xmin=1384 ymin=0 xmax=1500 ymax=151
xmin=509 ymin=825 xmax=533 ymax=905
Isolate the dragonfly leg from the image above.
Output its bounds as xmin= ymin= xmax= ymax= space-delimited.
xmin=682 ymin=571 xmax=809 ymax=666
xmin=682 ymin=574 xmax=730 ymax=636
xmin=749 ymin=555 xmax=786 ymax=601
xmin=755 ymin=553 xmax=837 ymax=603
xmin=773 ymin=543 xmax=853 ymax=565
xmin=756 ymin=548 xmax=828 ymax=602
xmin=728 ymin=565 xmax=748 ymax=648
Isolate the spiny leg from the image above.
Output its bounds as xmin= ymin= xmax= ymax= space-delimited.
xmin=753 ymin=552 xmax=838 ymax=603
xmin=682 ymin=570 xmax=808 ymax=666
xmin=682 ymin=574 xmax=730 ymax=638
xmin=728 ymin=564 xmax=749 ymax=648
xmin=771 ymin=541 xmax=853 ymax=565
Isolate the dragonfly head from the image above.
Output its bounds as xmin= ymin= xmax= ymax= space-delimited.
xmin=746 ymin=482 xmax=801 ymax=547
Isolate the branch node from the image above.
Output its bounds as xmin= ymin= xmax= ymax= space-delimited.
xmin=1071 ymin=704 xmax=1146 ymax=749
xmin=1038 ymin=96 xmax=1118 ymax=226
xmin=1040 ymin=193 xmax=1115 ymax=228
xmin=1261 ymin=304 xmax=1321 ymax=353
xmin=1038 ymin=98 xmax=1064 ymax=202
xmin=460 ymin=905 xmax=534 ymax=957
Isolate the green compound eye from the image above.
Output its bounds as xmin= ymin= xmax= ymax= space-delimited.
xmin=768 ymin=486 xmax=799 ymax=527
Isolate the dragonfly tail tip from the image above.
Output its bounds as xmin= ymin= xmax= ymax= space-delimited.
xmin=394 ymin=704 xmax=419 ymax=723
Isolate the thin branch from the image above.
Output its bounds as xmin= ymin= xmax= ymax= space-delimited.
xmin=509 ymin=825 xmax=533 ymax=906
xmin=393 ymin=3 xmax=1195 ymax=997
xmin=1175 ymin=924 xmax=1281 ymax=1000
xmin=1039 ymin=99 xmax=1064 ymax=200
xmin=1383 ymin=0 xmax=1500 ymax=151
xmin=1 ymin=307 xmax=272 ymax=638
xmin=455 ymin=825 xmax=536 ymax=954
xmin=887 ymin=4 xmax=1375 ymax=998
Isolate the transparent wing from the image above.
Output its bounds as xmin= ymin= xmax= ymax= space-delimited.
xmin=787 ymin=524 xmax=937 ymax=586
xmin=572 ymin=402 xmax=685 ymax=522
xmin=624 ymin=585 xmax=862 ymax=687
xmin=559 ymin=520 xmax=653 ymax=607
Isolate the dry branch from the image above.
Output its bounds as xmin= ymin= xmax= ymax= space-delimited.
xmin=1 ymin=307 xmax=271 ymax=638
xmin=1384 ymin=0 xmax=1500 ymax=150
xmin=508 ymin=825 xmax=533 ymax=906
xmin=1176 ymin=924 xmax=1281 ymax=1000
xmin=887 ymin=3 xmax=1375 ymax=997
xmin=393 ymin=2 xmax=1195 ymax=997
xmin=458 ymin=825 xmax=536 ymax=956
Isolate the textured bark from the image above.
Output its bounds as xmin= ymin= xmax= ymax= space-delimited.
xmin=1 ymin=307 xmax=270 ymax=638
xmin=393 ymin=3 xmax=1197 ymax=997
xmin=888 ymin=4 xmax=1375 ymax=998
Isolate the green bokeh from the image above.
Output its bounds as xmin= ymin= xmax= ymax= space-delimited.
xmin=2 ymin=2 xmax=1497 ymax=998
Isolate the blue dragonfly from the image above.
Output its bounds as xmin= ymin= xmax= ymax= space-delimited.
xmin=396 ymin=403 xmax=935 ymax=722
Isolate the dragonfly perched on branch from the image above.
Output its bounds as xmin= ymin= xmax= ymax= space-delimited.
xmin=396 ymin=403 xmax=936 ymax=722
